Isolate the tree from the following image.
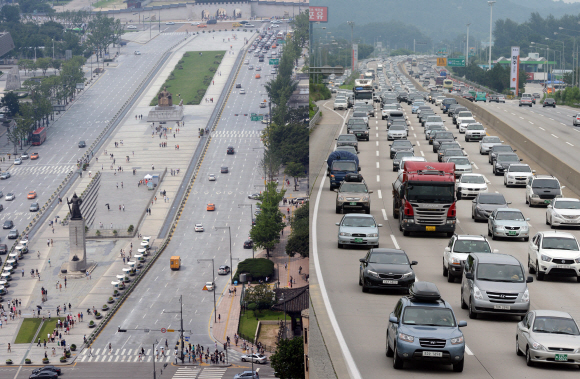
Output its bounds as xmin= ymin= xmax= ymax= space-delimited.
xmin=285 ymin=202 xmax=308 ymax=258
xmin=1 ymin=92 xmax=20 ymax=117
xmin=50 ymin=59 xmax=61 ymax=75
xmin=260 ymin=148 xmax=282 ymax=183
xmin=243 ymin=283 xmax=275 ymax=313
xmin=269 ymin=337 xmax=304 ymax=379
xmin=250 ymin=181 xmax=285 ymax=257
xmin=0 ymin=5 xmax=20 ymax=23
xmin=36 ymin=57 xmax=51 ymax=76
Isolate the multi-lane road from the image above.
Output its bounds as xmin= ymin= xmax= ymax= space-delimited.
xmin=311 ymin=59 xmax=580 ymax=378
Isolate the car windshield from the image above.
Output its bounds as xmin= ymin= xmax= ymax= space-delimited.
xmin=395 ymin=152 xmax=414 ymax=159
xmin=368 ymin=251 xmax=409 ymax=265
xmin=461 ymin=175 xmax=485 ymax=184
xmin=332 ymin=161 xmax=357 ymax=171
xmin=495 ymin=211 xmax=525 ymax=221
xmin=532 ymin=179 xmax=560 ymax=189
xmin=493 ymin=146 xmax=513 ymax=153
xmin=541 ymin=237 xmax=579 ymax=251
xmin=454 ymin=240 xmax=491 ymax=253
xmin=413 ymin=102 xmax=424 ymax=107
xmin=426 ymin=117 xmax=442 ymax=122
xmin=348 ymin=120 xmax=366 ymax=125
xmin=338 ymin=135 xmax=357 ymax=142
xmin=341 ymin=216 xmax=376 ymax=227
xmin=448 ymin=158 xmax=469 ymax=165
xmin=497 ymin=155 xmax=519 ymax=162
xmin=402 ymin=307 xmax=456 ymax=327
xmin=461 ymin=118 xmax=476 ymax=124
xmin=390 ymin=125 xmax=406 ymax=131
xmin=509 ymin=166 xmax=531 ymax=173
xmin=477 ymin=263 xmax=524 ymax=282
xmin=340 ymin=183 xmax=368 ymax=193
xmin=392 ymin=141 xmax=412 ymax=147
xmin=533 ymin=316 xmax=580 ymax=335
xmin=435 ymin=132 xmax=454 ymax=139
xmin=353 ymin=113 xmax=367 ymax=118
xmin=479 ymin=194 xmax=506 ymax=204
xmin=467 ymin=124 xmax=484 ymax=130
xmin=445 ymin=149 xmax=463 ymax=156
xmin=407 ymin=182 xmax=455 ymax=203
xmin=458 ymin=112 xmax=472 ymax=117
xmin=554 ymin=200 xmax=580 ymax=209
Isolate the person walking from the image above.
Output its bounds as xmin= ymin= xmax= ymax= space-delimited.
xmin=109 ymin=342 xmax=112 ymax=354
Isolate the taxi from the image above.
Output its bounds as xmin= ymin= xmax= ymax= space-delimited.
xmin=255 ymin=74 xmax=261 ymax=79
xmin=207 ymin=203 xmax=215 ymax=211
xmin=31 ymin=152 xmax=39 ymax=160
xmin=27 ymin=191 xmax=37 ymax=199
xmin=197 ymin=24 xmax=207 ymax=28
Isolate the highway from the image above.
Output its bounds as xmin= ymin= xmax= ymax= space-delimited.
xmin=311 ymin=59 xmax=580 ymax=378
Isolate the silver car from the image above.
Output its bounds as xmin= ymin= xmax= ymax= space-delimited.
xmin=387 ymin=124 xmax=407 ymax=140
xmin=487 ymin=208 xmax=530 ymax=241
xmin=446 ymin=157 xmax=473 ymax=177
xmin=479 ymin=136 xmax=503 ymax=154
xmin=240 ymin=353 xmax=268 ymax=364
xmin=336 ymin=214 xmax=382 ymax=249
xmin=516 ymin=310 xmax=580 ymax=367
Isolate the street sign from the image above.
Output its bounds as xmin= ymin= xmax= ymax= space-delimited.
xmin=167 ymin=329 xmax=175 ymax=332
xmin=184 ymin=337 xmax=190 ymax=341
xmin=161 ymin=328 xmax=167 ymax=333
xmin=269 ymin=59 xmax=279 ymax=65
xmin=437 ymin=57 xmax=447 ymax=67
xmin=251 ymin=115 xmax=264 ymax=121
xmin=447 ymin=58 xmax=466 ymax=67
xmin=202 ymin=285 xmax=208 ymax=290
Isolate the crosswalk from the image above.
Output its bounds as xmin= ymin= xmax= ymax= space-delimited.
xmin=172 ymin=367 xmax=227 ymax=379
xmin=9 ymin=164 xmax=77 ymax=176
xmin=212 ymin=130 xmax=262 ymax=137
xmin=77 ymin=347 xmax=244 ymax=365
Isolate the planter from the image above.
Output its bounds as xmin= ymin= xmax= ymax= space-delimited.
xmin=6 ymin=359 xmax=12 ymax=364
xmin=102 ymin=305 xmax=109 ymax=311
xmin=70 ymin=344 xmax=76 ymax=351
xmin=42 ymin=358 xmax=49 ymax=364
xmin=94 ymin=313 xmax=102 ymax=320
xmin=65 ymin=351 xmax=71 ymax=358
xmin=60 ymin=357 xmax=67 ymax=362
xmin=107 ymin=297 xmax=114 ymax=304
xmin=25 ymin=359 xmax=31 ymax=364
xmin=88 ymin=321 xmax=96 ymax=328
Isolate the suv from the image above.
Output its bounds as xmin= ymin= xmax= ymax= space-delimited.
xmin=335 ymin=180 xmax=372 ymax=214
xmin=444 ymin=235 xmax=497 ymax=282
xmin=386 ymin=282 xmax=467 ymax=372
xmin=464 ymin=123 xmax=486 ymax=142
xmin=461 ymin=253 xmax=533 ymax=320
xmin=334 ymin=98 xmax=348 ymax=110
xmin=543 ymin=98 xmax=556 ymax=108
xmin=519 ymin=93 xmax=533 ymax=107
xmin=336 ymin=213 xmax=382 ymax=249
xmin=528 ymin=231 xmax=580 ymax=281
xmin=526 ymin=175 xmax=564 ymax=207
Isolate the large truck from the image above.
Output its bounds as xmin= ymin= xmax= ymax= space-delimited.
xmin=435 ymin=76 xmax=445 ymax=87
xmin=327 ymin=151 xmax=361 ymax=190
xmin=392 ymin=161 xmax=457 ymax=237
xmin=353 ymin=79 xmax=374 ymax=103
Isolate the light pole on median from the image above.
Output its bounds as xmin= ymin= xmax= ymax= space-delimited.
xmin=198 ymin=258 xmax=217 ymax=322
xmin=488 ymin=1 xmax=496 ymax=71
xmin=466 ymin=23 xmax=470 ymax=67
xmin=214 ymin=226 xmax=233 ymax=283
xmin=161 ymin=295 xmax=186 ymax=363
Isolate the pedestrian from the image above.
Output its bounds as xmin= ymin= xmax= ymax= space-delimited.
xmin=47 ymin=239 xmax=50 ymax=247
xmin=48 ymin=259 xmax=51 ymax=267
xmin=59 ymin=283 xmax=62 ymax=291
xmin=109 ymin=342 xmax=112 ymax=354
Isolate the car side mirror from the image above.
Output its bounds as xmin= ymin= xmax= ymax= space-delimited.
xmin=377 ymin=224 xmax=383 ymax=227
xmin=359 ymin=258 xmax=366 ymax=263
xmin=562 ymin=186 xmax=566 ymax=189
xmin=507 ymin=202 xmax=512 ymax=205
xmin=458 ymin=320 xmax=467 ymax=327
xmin=465 ymin=272 xmax=474 ymax=280
xmin=520 ymin=159 xmax=523 ymax=161
xmin=411 ymin=261 xmax=418 ymax=265
xmin=335 ymin=222 xmax=340 ymax=226
xmin=547 ymin=205 xmax=552 ymax=209
xmin=472 ymin=199 xmax=476 ymax=203
xmin=444 ymin=247 xmax=451 ymax=252
xmin=454 ymin=136 xmax=457 ymax=139
xmin=389 ymin=316 xmax=398 ymax=324
xmin=527 ymin=276 xmax=534 ymax=283
xmin=526 ymin=218 xmax=530 ymax=221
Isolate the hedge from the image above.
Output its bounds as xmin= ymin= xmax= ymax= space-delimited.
xmin=233 ymin=258 xmax=275 ymax=282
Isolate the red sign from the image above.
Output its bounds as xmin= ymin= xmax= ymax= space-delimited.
xmin=161 ymin=328 xmax=166 ymax=333
xmin=309 ymin=7 xmax=328 ymax=22
xmin=526 ymin=72 xmax=534 ymax=81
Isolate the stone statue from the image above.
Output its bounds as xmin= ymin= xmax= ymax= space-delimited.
xmin=67 ymin=193 xmax=83 ymax=220
xmin=157 ymin=87 xmax=173 ymax=107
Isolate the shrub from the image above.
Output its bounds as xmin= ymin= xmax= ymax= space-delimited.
xmin=96 ymin=230 xmax=101 ymax=236
xmin=70 ymin=344 xmax=76 ymax=351
xmin=85 ymin=226 xmax=88 ymax=233
xmin=60 ymin=356 xmax=67 ymax=362
xmin=42 ymin=358 xmax=49 ymax=363
xmin=6 ymin=359 xmax=12 ymax=364
xmin=25 ymin=358 xmax=31 ymax=363
xmin=127 ymin=225 xmax=134 ymax=233
xmin=112 ymin=230 xmax=118 ymax=235
xmin=233 ymin=258 xmax=275 ymax=282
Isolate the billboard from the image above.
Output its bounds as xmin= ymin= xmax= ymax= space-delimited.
xmin=510 ymin=46 xmax=520 ymax=96
xmin=352 ymin=44 xmax=358 ymax=70
xmin=309 ymin=7 xmax=328 ymax=22
xmin=436 ymin=57 xmax=447 ymax=67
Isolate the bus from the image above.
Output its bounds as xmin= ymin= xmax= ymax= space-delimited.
xmin=353 ymin=79 xmax=374 ymax=103
xmin=443 ymin=79 xmax=453 ymax=90
xmin=412 ymin=58 xmax=417 ymax=67
xmin=31 ymin=127 xmax=47 ymax=146
xmin=377 ymin=64 xmax=383 ymax=72
xmin=435 ymin=76 xmax=445 ymax=87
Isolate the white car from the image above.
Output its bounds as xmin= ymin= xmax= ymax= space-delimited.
xmin=208 ymin=174 xmax=216 ymax=181
xmin=191 ymin=22 xmax=201 ymax=26
xmin=127 ymin=25 xmax=137 ymax=29
xmin=458 ymin=119 xmax=476 ymax=133
xmin=245 ymin=24 xmax=255 ymax=27
xmin=333 ymin=100 xmax=347 ymax=110
xmin=546 ymin=198 xmax=580 ymax=228
xmin=504 ymin=164 xmax=534 ymax=187
xmin=445 ymin=156 xmax=473 ymax=177
xmin=194 ymin=223 xmax=204 ymax=232
xmin=528 ymin=231 xmax=580 ymax=281
xmin=205 ymin=282 xmax=214 ymax=291
xmin=272 ymin=25 xmax=280 ymax=28
xmin=134 ymin=51 xmax=141 ymax=55
xmin=165 ymin=22 xmax=175 ymax=25
xmin=14 ymin=158 xmax=22 ymax=165
xmin=456 ymin=173 xmax=488 ymax=199
xmin=464 ymin=123 xmax=486 ymax=142
xmin=443 ymin=234 xmax=497 ymax=282
xmin=248 ymin=65 xmax=254 ymax=70
xmin=398 ymin=156 xmax=426 ymax=173
xmin=244 ymin=59 xmax=249 ymax=65
xmin=241 ymin=353 xmax=268 ymax=364
xmin=240 ymin=89 xmax=245 ymax=94
xmin=255 ymin=66 xmax=262 ymax=71
xmin=5 ymin=193 xmax=15 ymax=201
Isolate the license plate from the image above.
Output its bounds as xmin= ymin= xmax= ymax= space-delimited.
xmin=383 ymin=280 xmax=398 ymax=285
xmin=349 ymin=202 xmax=357 ymax=206
xmin=494 ymin=305 xmax=510 ymax=310
xmin=557 ymin=265 xmax=571 ymax=269
xmin=354 ymin=238 xmax=363 ymax=243
xmin=422 ymin=351 xmax=443 ymax=357
xmin=544 ymin=200 xmax=551 ymax=204
xmin=508 ymin=231 xmax=518 ymax=236
xmin=356 ymin=134 xmax=361 ymax=136
xmin=555 ymin=354 xmax=568 ymax=362
xmin=426 ymin=226 xmax=436 ymax=232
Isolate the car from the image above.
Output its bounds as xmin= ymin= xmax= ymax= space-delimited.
xmin=335 ymin=180 xmax=372 ymax=214
xmin=516 ymin=310 xmax=580 ymax=367
xmin=30 ymin=202 xmax=39 ymax=212
xmin=29 ymin=372 xmax=58 ymax=379
xmin=0 ymin=172 xmax=10 ymax=180
xmin=444 ymin=234 xmax=496 ymax=282
xmin=127 ymin=25 xmax=137 ymax=29
xmin=206 ymin=204 xmax=215 ymax=211
xmin=458 ymin=118 xmax=476 ymax=133
xmin=461 ymin=253 xmax=532 ymax=319
xmin=248 ymin=65 xmax=253 ymax=70
xmin=519 ymin=93 xmax=534 ymax=107
xmin=221 ymin=166 xmax=229 ymax=173
xmin=526 ymin=175 xmax=564 ymax=207
xmin=440 ymin=148 xmax=466 ymax=163
xmin=7 ymin=229 xmax=18 ymax=239
xmin=240 ymin=353 xmax=267 ymax=364
xmin=504 ymin=164 xmax=535 ymax=187
xmin=389 ymin=140 xmax=414 ymax=159
xmin=397 ymin=157 xmax=427 ymax=173
xmin=197 ymin=24 xmax=207 ymax=28
xmin=489 ymin=145 xmax=516 ymax=164
xmin=488 ymin=208 xmax=530 ymax=241
xmin=233 ymin=371 xmax=259 ymax=379
xmin=359 ymin=248 xmax=417 ymax=292
xmin=245 ymin=24 xmax=255 ymax=27
xmin=464 ymin=123 xmax=486 ymax=142
xmin=27 ymin=191 xmax=37 ymax=199
xmin=218 ymin=265 xmax=231 ymax=275
xmin=255 ymin=66 xmax=262 ymax=71
xmin=387 ymin=124 xmax=408 ymax=140
xmin=248 ymin=193 xmax=260 ymax=200
xmin=32 ymin=366 xmax=61 ymax=376
xmin=227 ymin=146 xmax=235 ymax=154
xmin=3 ymin=220 xmax=12 ymax=229
xmin=573 ymin=114 xmax=580 ymax=126
xmin=14 ymin=158 xmax=22 ymax=165
xmin=21 ymin=153 xmax=29 ymax=161
xmin=493 ymin=153 xmax=522 ymax=176
xmin=78 ymin=141 xmax=86 ymax=148
xmin=472 ymin=193 xmax=511 ymax=221
xmin=134 ymin=51 xmax=141 ymax=55
xmin=255 ymin=74 xmax=261 ymax=79
xmin=5 ymin=193 xmax=15 ymax=201
xmin=205 ymin=282 xmax=214 ymax=291
xmin=31 ymin=152 xmax=39 ymax=160
xmin=387 ymin=282 xmax=467 ymax=372
xmin=543 ymin=98 xmax=556 ymax=107
xmin=337 ymin=213 xmax=382 ymax=249
xmin=432 ymin=131 xmax=456 ymax=150
xmin=239 ymin=89 xmax=246 ymax=94
xmin=336 ymin=134 xmax=359 ymax=152
xmin=456 ymin=173 xmax=488 ymax=199
xmin=235 ymin=83 xmax=242 ymax=89
xmin=392 ymin=151 xmax=414 ymax=171
xmin=334 ymin=99 xmax=348 ymax=110
xmin=0 ymin=244 xmax=7 ymax=254
xmin=243 ymin=240 xmax=253 ymax=249
xmin=165 ymin=21 xmax=175 ymax=25
xmin=194 ymin=223 xmax=204 ymax=232
xmin=208 ymin=174 xmax=216 ymax=181
xmin=528 ymin=231 xmax=580 ymax=281
xmin=547 ymin=198 xmax=580 ymax=228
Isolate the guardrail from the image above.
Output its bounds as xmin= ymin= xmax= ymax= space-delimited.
xmin=309 ymin=108 xmax=321 ymax=130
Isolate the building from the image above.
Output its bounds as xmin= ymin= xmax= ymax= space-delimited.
xmin=0 ymin=32 xmax=15 ymax=59
xmin=288 ymin=78 xmax=308 ymax=109
xmin=495 ymin=52 xmax=556 ymax=77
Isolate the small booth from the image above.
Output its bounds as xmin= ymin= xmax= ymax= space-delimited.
xmin=1 ymin=272 xmax=12 ymax=281
xmin=6 ymin=259 xmax=16 ymax=268
xmin=18 ymin=240 xmax=29 ymax=253
xmin=15 ymin=245 xmax=26 ymax=256
xmin=144 ymin=174 xmax=159 ymax=190
xmin=111 ymin=280 xmax=120 ymax=288
xmin=9 ymin=251 xmax=21 ymax=260
xmin=134 ymin=253 xmax=145 ymax=263
xmin=0 ymin=285 xmax=6 ymax=296
xmin=138 ymin=247 xmax=148 ymax=257
xmin=3 ymin=266 xmax=13 ymax=274
xmin=0 ymin=279 xmax=9 ymax=288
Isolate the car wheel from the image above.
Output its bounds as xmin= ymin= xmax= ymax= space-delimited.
xmin=526 ymin=347 xmax=534 ymax=367
xmin=461 ymin=289 xmax=468 ymax=309
xmin=492 ymin=232 xmax=497 ymax=240
xmin=242 ymin=358 xmax=246 ymax=362
xmin=528 ymin=256 xmax=536 ymax=274
xmin=386 ymin=335 xmax=394 ymax=357
xmin=457 ymin=191 xmax=462 ymax=200
xmin=393 ymin=345 xmax=404 ymax=370
xmin=525 ymin=195 xmax=529 ymax=205
xmin=447 ymin=270 xmax=454 ymax=283
xmin=536 ymin=264 xmax=544 ymax=281
xmin=338 ymin=242 xmax=343 ymax=249
xmin=524 ymin=237 xmax=529 ymax=242
xmin=453 ymin=358 xmax=464 ymax=372
xmin=443 ymin=258 xmax=448 ymax=277
xmin=468 ymin=299 xmax=478 ymax=319
xmin=335 ymin=206 xmax=341 ymax=214
xmin=516 ymin=337 xmax=524 ymax=356
xmin=362 ymin=279 xmax=369 ymax=293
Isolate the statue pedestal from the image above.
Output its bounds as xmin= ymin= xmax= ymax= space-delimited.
xmin=147 ymin=105 xmax=184 ymax=122
xmin=67 ymin=219 xmax=87 ymax=273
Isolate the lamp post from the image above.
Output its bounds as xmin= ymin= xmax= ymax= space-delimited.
xmin=546 ymin=37 xmax=565 ymax=74
xmin=347 ymin=21 xmax=355 ymax=69
xmin=466 ymin=23 xmax=470 ymax=67
xmin=214 ymin=226 xmax=233 ymax=283
xmin=161 ymin=295 xmax=185 ymax=363
xmin=152 ymin=339 xmax=159 ymax=379
xmin=280 ymin=293 xmax=287 ymax=339
xmin=532 ymin=42 xmax=550 ymax=88
xmin=197 ymin=259 xmax=217 ymax=322
xmin=488 ymin=1 xmax=496 ymax=70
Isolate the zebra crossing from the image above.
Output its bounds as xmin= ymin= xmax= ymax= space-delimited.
xmin=212 ymin=130 xmax=261 ymax=137
xmin=172 ymin=367 xmax=227 ymax=379
xmin=78 ymin=348 xmax=172 ymax=363
xmin=9 ymin=164 xmax=77 ymax=176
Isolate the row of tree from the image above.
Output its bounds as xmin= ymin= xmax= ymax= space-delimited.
xmin=451 ymin=61 xmax=527 ymax=95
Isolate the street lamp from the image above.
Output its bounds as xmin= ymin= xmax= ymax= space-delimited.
xmin=347 ymin=21 xmax=355 ymax=69
xmin=466 ymin=23 xmax=471 ymax=67
xmin=161 ymin=295 xmax=185 ymax=363
xmin=197 ymin=259 xmax=217 ymax=322
xmin=280 ymin=293 xmax=287 ymax=339
xmin=546 ymin=37 xmax=565 ymax=73
xmin=214 ymin=226 xmax=233 ymax=283
xmin=488 ymin=1 xmax=496 ymax=71
xmin=153 ymin=339 xmax=159 ymax=379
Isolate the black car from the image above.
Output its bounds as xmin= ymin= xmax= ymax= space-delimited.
xmin=243 ymin=240 xmax=253 ymax=249
xmin=543 ymin=98 xmax=556 ymax=108
xmin=248 ymin=193 xmax=260 ymax=200
xmin=359 ymin=248 xmax=417 ymax=292
xmin=78 ymin=141 xmax=86 ymax=148
xmin=235 ymin=83 xmax=242 ymax=88
xmin=392 ymin=151 xmax=414 ymax=171
xmin=32 ymin=366 xmax=61 ymax=376
xmin=472 ymin=193 xmax=511 ymax=221
xmin=389 ymin=140 xmax=414 ymax=159
xmin=8 ymin=229 xmax=18 ymax=239
xmin=493 ymin=153 xmax=522 ymax=175
xmin=227 ymin=146 xmax=235 ymax=154
xmin=221 ymin=166 xmax=229 ymax=173
xmin=3 ymin=220 xmax=13 ymax=229
xmin=488 ymin=145 xmax=516 ymax=164
xmin=30 ymin=372 xmax=58 ymax=379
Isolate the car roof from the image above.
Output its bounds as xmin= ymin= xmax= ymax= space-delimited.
xmin=471 ymin=252 xmax=520 ymax=264
xmin=533 ymin=310 xmax=573 ymax=318
xmin=343 ymin=213 xmax=374 ymax=219
xmin=555 ymin=197 xmax=579 ymax=202
xmin=495 ymin=207 xmax=520 ymax=213
xmin=369 ymin=248 xmax=406 ymax=255
xmin=455 ymin=234 xmax=486 ymax=241
xmin=461 ymin=173 xmax=484 ymax=177
xmin=538 ymin=231 xmax=576 ymax=239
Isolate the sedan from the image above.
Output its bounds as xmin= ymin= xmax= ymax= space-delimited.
xmin=30 ymin=202 xmax=39 ymax=212
xmin=32 ymin=366 xmax=61 ymax=376
xmin=255 ymin=66 xmax=262 ymax=71
xmin=27 ymin=191 xmax=37 ymax=199
xmin=337 ymin=213 xmax=382 ymax=249
xmin=248 ymin=65 xmax=254 ymax=70
xmin=479 ymin=136 xmax=503 ymax=154
xmin=127 ymin=25 xmax=137 ymax=29
xmin=208 ymin=174 xmax=216 ymax=181
xmin=240 ymin=89 xmax=246 ymax=94
xmin=7 ymin=229 xmax=18 ymax=239
xmin=547 ymin=198 xmax=580 ymax=228
xmin=3 ymin=220 xmax=13 ymax=229
xmin=21 ymin=152 xmax=29 ymax=159
xmin=248 ymin=193 xmax=260 ymax=200
xmin=31 ymin=152 xmax=39 ymax=160
xmin=5 ymin=193 xmax=15 ymax=201
xmin=516 ymin=310 xmax=580 ymax=367
xmin=488 ymin=208 xmax=530 ymax=241
xmin=165 ymin=21 xmax=175 ymax=25
xmin=0 ymin=172 xmax=10 ymax=180
xmin=359 ymin=248 xmax=417 ymax=293
xmin=227 ymin=146 xmax=235 ymax=154
xmin=30 ymin=372 xmax=58 ymax=379
xmin=233 ymin=371 xmax=259 ymax=379
xmin=206 ymin=204 xmax=215 ymax=211
xmin=205 ymin=282 xmax=214 ymax=291
xmin=389 ymin=140 xmax=414 ymax=159
xmin=472 ymin=193 xmax=511 ymax=221
xmin=218 ymin=265 xmax=230 ymax=275
xmin=392 ymin=151 xmax=414 ymax=172
xmin=241 ymin=353 xmax=267 ymax=364
xmin=14 ymin=158 xmax=22 ymax=165
xmin=543 ymin=98 xmax=556 ymax=108
xmin=504 ymin=164 xmax=535 ymax=187
xmin=0 ymin=244 xmax=7 ymax=254
xmin=78 ymin=141 xmax=86 ymax=148
xmin=387 ymin=124 xmax=407 ymax=141
xmin=243 ymin=240 xmax=253 ymax=249
xmin=493 ymin=153 xmax=522 ymax=175
xmin=221 ymin=167 xmax=229 ymax=173
xmin=194 ymin=223 xmax=204 ymax=232
xmin=456 ymin=173 xmax=488 ymax=199
xmin=446 ymin=157 xmax=473 ymax=177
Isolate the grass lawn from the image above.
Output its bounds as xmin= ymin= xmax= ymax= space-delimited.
xmin=36 ymin=318 xmax=65 ymax=344
xmin=238 ymin=310 xmax=284 ymax=340
xmin=92 ymin=0 xmax=123 ymax=8
xmin=150 ymin=51 xmax=225 ymax=106
xmin=14 ymin=318 xmax=42 ymax=344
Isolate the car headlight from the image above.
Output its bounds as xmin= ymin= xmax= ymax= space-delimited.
xmin=575 ymin=258 xmax=580 ymax=264
xmin=450 ymin=336 xmax=464 ymax=345
xmin=552 ymin=212 xmax=563 ymax=219
xmin=531 ymin=194 xmax=539 ymax=198
xmin=339 ymin=232 xmax=351 ymax=236
xmin=367 ymin=270 xmax=380 ymax=278
xmin=367 ymin=233 xmax=378 ymax=237
xmin=362 ymin=196 xmax=369 ymax=201
xmin=398 ymin=332 xmax=414 ymax=343
xmin=531 ymin=341 xmax=546 ymax=351
xmin=450 ymin=257 xmax=462 ymax=265
xmin=473 ymin=285 xmax=483 ymax=300
xmin=540 ymin=254 xmax=552 ymax=262
xmin=494 ymin=225 xmax=505 ymax=231
xmin=574 ymin=347 xmax=580 ymax=354
xmin=521 ymin=225 xmax=528 ymax=231
xmin=401 ymin=272 xmax=414 ymax=278
xmin=338 ymin=196 xmax=344 ymax=201
xmin=522 ymin=288 xmax=530 ymax=303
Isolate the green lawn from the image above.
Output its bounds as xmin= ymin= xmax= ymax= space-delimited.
xmin=150 ymin=51 xmax=225 ymax=106
xmin=238 ymin=310 xmax=284 ymax=341
xmin=14 ymin=318 xmax=42 ymax=344
xmin=92 ymin=0 xmax=123 ymax=8
xmin=35 ymin=318 xmax=65 ymax=344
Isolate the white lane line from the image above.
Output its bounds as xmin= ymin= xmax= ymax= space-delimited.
xmin=519 ymin=116 xmax=524 ymax=119
xmin=465 ymin=345 xmax=474 ymax=356
xmin=561 ymin=123 xmax=566 ymax=126
xmin=376 ymin=141 xmax=379 ymax=146
xmin=473 ymin=163 xmax=479 ymax=170
xmin=376 ymin=151 xmax=379 ymax=156
xmin=378 ymin=190 xmax=382 ymax=199
xmin=377 ymin=175 xmax=380 ymax=182
xmin=376 ymin=133 xmax=379 ymax=138
xmin=529 ymin=121 xmax=534 ymax=125
xmin=411 ymin=126 xmax=415 ymax=131
xmin=566 ymin=142 xmax=574 ymax=146
xmin=551 ymin=134 xmax=559 ymax=139
xmin=420 ymin=151 xmax=425 ymax=157
xmin=511 ymin=113 xmax=516 ymax=115
xmin=376 ymin=126 xmax=378 ymax=130
xmin=549 ymin=118 xmax=554 ymax=120
xmin=540 ymin=114 xmax=544 ymax=116
xmin=416 ymin=141 xmax=421 ymax=146
xmin=390 ymin=235 xmax=400 ymax=249
xmin=381 ymin=209 xmax=388 ymax=221
xmin=376 ymin=162 xmax=380 ymax=169
xmin=539 ymin=127 xmax=545 ymax=131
